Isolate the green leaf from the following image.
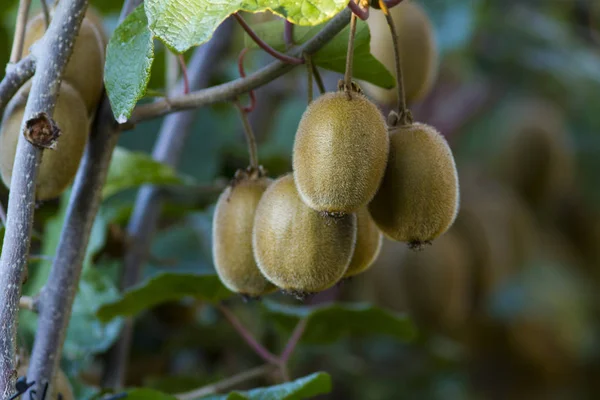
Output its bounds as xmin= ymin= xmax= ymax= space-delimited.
xmin=244 ymin=20 xmax=395 ymax=89
xmin=104 ymin=5 xmax=154 ymax=123
xmin=96 ymin=272 xmax=233 ymax=322
xmin=145 ymin=0 xmax=348 ymax=53
xmin=263 ymin=301 xmax=416 ymax=344
xmin=103 ymin=147 xmax=194 ymax=199
xmin=123 ymin=388 xmax=178 ymax=400
xmin=201 ymin=372 xmax=331 ymax=400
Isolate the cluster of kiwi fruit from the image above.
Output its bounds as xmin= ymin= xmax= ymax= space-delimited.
xmin=0 ymin=7 xmax=106 ymax=201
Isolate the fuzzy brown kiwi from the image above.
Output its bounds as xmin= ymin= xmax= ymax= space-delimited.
xmin=361 ymin=1 xmax=438 ymax=105
xmin=0 ymin=80 xmax=89 ymax=200
xmin=17 ymin=354 xmax=75 ymax=400
xmin=399 ymin=229 xmax=471 ymax=337
xmin=492 ymin=99 xmax=574 ymax=211
xmin=252 ymin=173 xmax=357 ymax=296
xmin=212 ymin=171 xmax=276 ymax=298
xmin=343 ymin=207 xmax=383 ymax=278
xmin=21 ymin=8 xmax=107 ymax=115
xmin=292 ymin=91 xmax=388 ymax=214
xmin=368 ymin=122 xmax=459 ymax=247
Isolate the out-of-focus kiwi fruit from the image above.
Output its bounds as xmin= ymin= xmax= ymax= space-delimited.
xmin=252 ymin=173 xmax=357 ymax=296
xmin=361 ymin=1 xmax=438 ymax=105
xmin=21 ymin=8 xmax=107 ymax=115
xmin=17 ymin=354 xmax=74 ymax=400
xmin=0 ymin=80 xmax=89 ymax=201
xmin=491 ymin=99 xmax=574 ymax=212
xmin=212 ymin=171 xmax=276 ymax=297
xmin=293 ymin=91 xmax=389 ymax=215
xmin=399 ymin=229 xmax=472 ymax=337
xmin=344 ymin=207 xmax=383 ymax=278
xmin=368 ymin=122 xmax=459 ymax=247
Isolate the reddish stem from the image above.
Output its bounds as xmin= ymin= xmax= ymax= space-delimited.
xmin=280 ymin=318 xmax=307 ymax=363
xmin=284 ymin=20 xmax=294 ymax=48
xmin=348 ymin=1 xmax=369 ymax=20
xmin=237 ymin=48 xmax=256 ymax=113
xmin=178 ymin=54 xmax=190 ymax=94
xmin=218 ymin=304 xmax=280 ymax=365
xmin=234 ymin=13 xmax=304 ymax=65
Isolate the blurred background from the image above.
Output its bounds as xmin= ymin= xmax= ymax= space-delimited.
xmin=2 ymin=0 xmax=600 ymax=398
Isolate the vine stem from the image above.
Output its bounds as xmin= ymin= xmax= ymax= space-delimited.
xmin=343 ymin=9 xmax=358 ymax=97
xmin=40 ymin=0 xmax=50 ymax=28
xmin=312 ymin=63 xmax=326 ymax=95
xmin=0 ymin=0 xmax=89 ymax=396
xmin=347 ymin=0 xmax=369 ymax=20
xmin=178 ymin=54 xmax=190 ymax=94
xmin=175 ymin=364 xmax=276 ymax=400
xmin=284 ymin=20 xmax=294 ymax=48
xmin=218 ymin=304 xmax=280 ymax=365
xmin=379 ymin=0 xmax=412 ymax=126
xmin=9 ymin=0 xmax=32 ymax=63
xmin=0 ymin=201 xmax=6 ymax=227
xmin=305 ymin=54 xmax=314 ymax=104
xmin=280 ymin=319 xmax=307 ymax=364
xmin=24 ymin=0 xmax=143 ymax=396
xmin=0 ymin=55 xmax=36 ymax=117
xmin=128 ymin=8 xmax=353 ymax=125
xmin=234 ymin=101 xmax=259 ymax=170
xmin=101 ymin=20 xmax=234 ymax=390
xmin=234 ymin=13 xmax=304 ymax=65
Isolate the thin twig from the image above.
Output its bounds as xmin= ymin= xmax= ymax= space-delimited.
xmin=178 ymin=54 xmax=190 ymax=95
xmin=284 ymin=20 xmax=294 ymax=48
xmin=280 ymin=318 xmax=307 ymax=363
xmin=305 ymin=54 xmax=313 ymax=104
xmin=0 ymin=201 xmax=6 ymax=227
xmin=343 ymin=11 xmax=358 ymax=97
xmin=101 ymin=20 xmax=234 ymax=390
xmin=218 ymin=304 xmax=280 ymax=365
xmin=347 ymin=0 xmax=369 ymax=20
xmin=40 ymin=0 xmax=50 ymax=29
xmin=234 ymin=13 xmax=304 ymax=65
xmin=379 ymin=0 xmax=412 ymax=126
xmin=128 ymin=8 xmax=352 ymax=124
xmin=311 ymin=63 xmax=326 ymax=95
xmin=234 ymin=101 xmax=259 ymax=170
xmin=0 ymin=55 xmax=36 ymax=116
xmin=176 ymin=364 xmax=275 ymax=400
xmin=237 ymin=48 xmax=256 ymax=113
xmin=25 ymin=0 xmax=143 ymax=396
xmin=10 ymin=0 xmax=33 ymax=63
xmin=0 ymin=0 xmax=89 ymax=396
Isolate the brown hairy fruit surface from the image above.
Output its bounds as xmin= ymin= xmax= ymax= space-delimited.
xmin=22 ymin=9 xmax=107 ymax=115
xmin=0 ymin=81 xmax=89 ymax=200
xmin=17 ymin=356 xmax=75 ymax=400
xmin=492 ymin=99 xmax=574 ymax=211
xmin=292 ymin=91 xmax=389 ymax=214
xmin=344 ymin=207 xmax=383 ymax=278
xmin=361 ymin=1 xmax=438 ymax=105
xmin=400 ymin=229 xmax=471 ymax=337
xmin=368 ymin=122 xmax=459 ymax=246
xmin=252 ymin=174 xmax=357 ymax=294
xmin=212 ymin=175 xmax=277 ymax=297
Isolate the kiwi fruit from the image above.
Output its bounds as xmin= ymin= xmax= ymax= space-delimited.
xmin=344 ymin=207 xmax=383 ymax=278
xmin=16 ymin=354 xmax=74 ymax=400
xmin=399 ymin=229 xmax=471 ymax=337
xmin=292 ymin=91 xmax=389 ymax=214
xmin=368 ymin=122 xmax=459 ymax=247
xmin=361 ymin=1 xmax=438 ymax=105
xmin=491 ymin=99 xmax=574 ymax=212
xmin=252 ymin=173 xmax=357 ymax=295
xmin=212 ymin=171 xmax=276 ymax=297
xmin=0 ymin=80 xmax=89 ymax=201
xmin=22 ymin=8 xmax=107 ymax=115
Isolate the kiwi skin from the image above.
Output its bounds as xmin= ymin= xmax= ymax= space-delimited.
xmin=212 ymin=172 xmax=277 ymax=298
xmin=361 ymin=1 xmax=438 ymax=105
xmin=292 ymin=91 xmax=389 ymax=214
xmin=368 ymin=122 xmax=459 ymax=247
xmin=252 ymin=173 xmax=357 ymax=295
xmin=0 ymin=81 xmax=89 ymax=201
xmin=22 ymin=9 xmax=107 ymax=115
xmin=344 ymin=207 xmax=383 ymax=278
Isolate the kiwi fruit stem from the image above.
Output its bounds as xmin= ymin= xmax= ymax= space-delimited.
xmin=379 ymin=0 xmax=413 ymax=127
xmin=343 ymin=10 xmax=359 ymax=99
xmin=234 ymin=101 xmax=259 ymax=171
